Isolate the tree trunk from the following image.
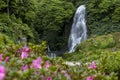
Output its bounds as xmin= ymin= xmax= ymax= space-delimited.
xmin=7 ymin=0 xmax=10 ymax=20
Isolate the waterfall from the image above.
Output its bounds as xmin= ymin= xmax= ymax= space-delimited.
xmin=47 ymin=45 xmax=56 ymax=58
xmin=47 ymin=45 xmax=51 ymax=53
xmin=68 ymin=5 xmax=87 ymax=53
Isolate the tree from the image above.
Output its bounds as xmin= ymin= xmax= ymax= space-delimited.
xmin=0 ymin=0 xmax=38 ymax=43
xmin=0 ymin=0 xmax=6 ymax=10
xmin=77 ymin=0 xmax=120 ymax=36
xmin=34 ymin=0 xmax=74 ymax=50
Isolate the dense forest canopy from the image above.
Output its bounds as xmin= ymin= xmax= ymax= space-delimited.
xmin=0 ymin=0 xmax=120 ymax=50
xmin=34 ymin=0 xmax=74 ymax=50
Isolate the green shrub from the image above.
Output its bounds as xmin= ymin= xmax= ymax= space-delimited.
xmin=63 ymin=32 xmax=120 ymax=79
xmin=0 ymin=33 xmax=120 ymax=79
xmin=0 ymin=14 xmax=36 ymax=43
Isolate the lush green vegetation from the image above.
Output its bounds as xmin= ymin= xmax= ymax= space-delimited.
xmin=84 ymin=0 xmax=120 ymax=36
xmin=0 ymin=0 xmax=38 ymax=43
xmin=0 ymin=0 xmax=120 ymax=80
xmin=64 ymin=32 xmax=120 ymax=60
xmin=64 ymin=32 xmax=120 ymax=79
xmin=0 ymin=0 xmax=120 ymax=49
xmin=34 ymin=0 xmax=74 ymax=50
xmin=0 ymin=32 xmax=120 ymax=80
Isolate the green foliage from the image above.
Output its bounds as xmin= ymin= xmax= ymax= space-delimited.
xmin=28 ymin=41 xmax=47 ymax=55
xmin=0 ymin=41 xmax=72 ymax=80
xmin=78 ymin=34 xmax=115 ymax=51
xmin=1 ymin=0 xmax=120 ymax=50
xmin=76 ymin=0 xmax=120 ymax=36
xmin=0 ymin=0 xmax=40 ymax=43
xmin=0 ymin=13 xmax=34 ymax=42
xmin=0 ymin=0 xmax=120 ymax=79
xmin=2 ymin=0 xmax=38 ymax=27
xmin=0 ymin=0 xmax=6 ymax=10
xmin=0 ymin=33 xmax=13 ymax=48
xmin=89 ymin=0 xmax=120 ymax=35
xmin=63 ymin=32 xmax=120 ymax=79
xmin=34 ymin=0 xmax=74 ymax=50
xmin=1 ymin=33 xmax=120 ymax=79
xmin=64 ymin=32 xmax=120 ymax=61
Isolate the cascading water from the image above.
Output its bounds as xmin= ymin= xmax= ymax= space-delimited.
xmin=47 ymin=45 xmax=51 ymax=53
xmin=68 ymin=5 xmax=87 ymax=53
xmin=47 ymin=45 xmax=56 ymax=58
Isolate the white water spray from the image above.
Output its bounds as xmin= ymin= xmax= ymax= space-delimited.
xmin=68 ymin=5 xmax=87 ymax=53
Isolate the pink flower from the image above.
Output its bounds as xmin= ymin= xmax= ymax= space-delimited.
xmin=18 ymin=46 xmax=30 ymax=59
xmin=86 ymin=76 xmax=94 ymax=80
xmin=64 ymin=73 xmax=70 ymax=80
xmin=22 ymin=64 xmax=28 ymax=71
xmin=45 ymin=61 xmax=50 ymax=68
xmin=88 ymin=61 xmax=97 ymax=69
xmin=4 ymin=57 xmax=9 ymax=62
xmin=61 ymin=70 xmax=70 ymax=80
xmin=41 ymin=75 xmax=45 ymax=80
xmin=23 ymin=46 xmax=31 ymax=52
xmin=47 ymin=77 xmax=52 ymax=80
xmin=0 ymin=65 xmax=6 ymax=80
xmin=0 ymin=54 xmax=3 ymax=61
xmin=18 ymin=46 xmax=31 ymax=53
xmin=21 ymin=52 xmax=28 ymax=59
xmin=61 ymin=70 xmax=67 ymax=74
xmin=31 ymin=57 xmax=42 ymax=69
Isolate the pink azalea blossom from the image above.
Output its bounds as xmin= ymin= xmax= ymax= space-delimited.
xmin=64 ymin=73 xmax=70 ymax=80
xmin=18 ymin=46 xmax=30 ymax=53
xmin=0 ymin=65 xmax=6 ymax=80
xmin=61 ymin=70 xmax=66 ymax=74
xmin=22 ymin=64 xmax=28 ymax=71
xmin=41 ymin=75 xmax=45 ymax=80
xmin=86 ymin=76 xmax=94 ymax=80
xmin=88 ymin=61 xmax=97 ymax=69
xmin=45 ymin=61 xmax=50 ymax=68
xmin=61 ymin=70 xmax=70 ymax=80
xmin=47 ymin=77 xmax=52 ymax=80
xmin=31 ymin=57 xmax=42 ymax=69
xmin=21 ymin=52 xmax=28 ymax=59
xmin=4 ymin=57 xmax=9 ymax=62
xmin=23 ymin=46 xmax=31 ymax=52
xmin=0 ymin=54 xmax=3 ymax=61
xmin=18 ymin=46 xmax=30 ymax=59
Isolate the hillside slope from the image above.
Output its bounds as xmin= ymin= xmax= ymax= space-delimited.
xmin=64 ymin=32 xmax=120 ymax=61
